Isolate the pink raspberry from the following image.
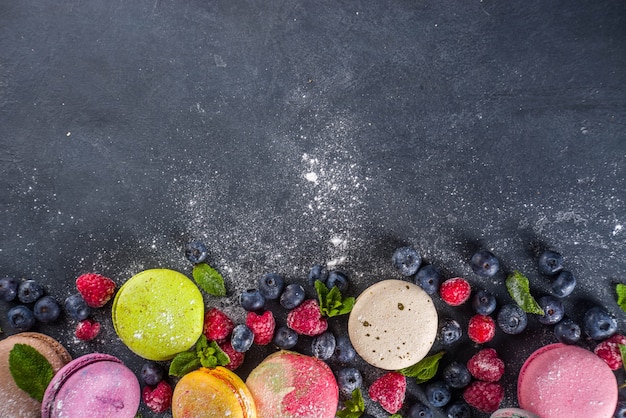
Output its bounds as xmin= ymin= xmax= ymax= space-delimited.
xmin=467 ymin=348 xmax=504 ymax=382
xmin=368 ymin=371 xmax=406 ymax=414
xmin=594 ymin=334 xmax=626 ymax=370
xmin=440 ymin=277 xmax=471 ymax=306
xmin=463 ymin=380 xmax=504 ymax=413
xmin=75 ymin=318 xmax=100 ymax=341
xmin=286 ymin=299 xmax=328 ymax=336
xmin=246 ymin=310 xmax=275 ymax=345
xmin=219 ymin=341 xmax=245 ymax=371
xmin=142 ymin=380 xmax=172 ymax=413
xmin=75 ymin=273 xmax=116 ymax=308
xmin=468 ymin=314 xmax=496 ymax=344
xmin=203 ymin=308 xmax=234 ymax=343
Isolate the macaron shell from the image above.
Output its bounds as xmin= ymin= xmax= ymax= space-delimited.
xmin=42 ymin=353 xmax=140 ymax=418
xmin=348 ymin=279 xmax=438 ymax=370
xmin=112 ymin=268 xmax=204 ymax=360
xmin=517 ymin=343 xmax=617 ymax=418
xmin=0 ymin=332 xmax=72 ymax=418
xmin=172 ymin=366 xmax=257 ymax=418
xmin=490 ymin=408 xmax=540 ymax=418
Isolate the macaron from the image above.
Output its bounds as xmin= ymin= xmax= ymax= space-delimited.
xmin=112 ymin=268 xmax=204 ymax=360
xmin=347 ymin=279 xmax=438 ymax=370
xmin=490 ymin=408 xmax=540 ymax=418
xmin=246 ymin=350 xmax=338 ymax=418
xmin=0 ymin=332 xmax=72 ymax=418
xmin=172 ymin=366 xmax=257 ymax=418
xmin=517 ymin=343 xmax=618 ymax=418
xmin=41 ymin=353 xmax=140 ymax=418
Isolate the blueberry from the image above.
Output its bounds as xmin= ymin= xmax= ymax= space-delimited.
xmin=538 ymin=250 xmax=563 ymax=276
xmin=472 ymin=289 xmax=497 ymax=315
xmin=0 ymin=277 xmax=19 ymax=302
xmin=18 ymin=280 xmax=44 ymax=304
xmin=442 ymin=361 xmax=471 ymax=389
xmin=334 ymin=335 xmax=356 ymax=363
xmin=614 ymin=400 xmax=626 ymax=418
xmin=469 ymin=250 xmax=499 ymax=277
xmin=336 ymin=367 xmax=362 ymax=397
xmin=258 ymin=273 xmax=284 ymax=300
xmin=33 ymin=296 xmax=61 ymax=323
xmin=64 ymin=293 xmax=91 ymax=321
xmin=554 ymin=318 xmax=581 ymax=344
xmin=537 ymin=295 xmax=564 ymax=325
xmin=414 ymin=264 xmax=441 ymax=295
xmin=392 ymin=247 xmax=422 ymax=276
xmin=239 ymin=288 xmax=265 ymax=311
xmin=280 ymin=283 xmax=305 ymax=309
xmin=497 ymin=304 xmax=528 ymax=334
xmin=184 ymin=241 xmax=209 ymax=264
xmin=425 ymin=381 xmax=451 ymax=408
xmin=7 ymin=305 xmax=36 ymax=331
xmin=231 ymin=324 xmax=254 ymax=352
xmin=312 ymin=331 xmax=336 ymax=360
xmin=326 ymin=271 xmax=349 ymax=293
xmin=551 ymin=270 xmax=576 ymax=298
xmin=141 ymin=362 xmax=164 ymax=386
xmin=273 ymin=326 xmax=298 ymax=349
xmin=439 ymin=318 xmax=462 ymax=345
xmin=408 ymin=401 xmax=433 ymax=418
xmin=583 ymin=306 xmax=617 ymax=340
xmin=308 ymin=264 xmax=327 ymax=286
xmin=445 ymin=401 xmax=472 ymax=418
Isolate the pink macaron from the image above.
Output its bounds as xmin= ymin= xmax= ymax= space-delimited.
xmin=41 ymin=353 xmax=140 ymax=418
xmin=517 ymin=343 xmax=617 ymax=418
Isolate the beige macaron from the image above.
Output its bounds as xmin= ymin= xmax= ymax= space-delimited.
xmin=348 ymin=279 xmax=438 ymax=370
xmin=0 ymin=332 xmax=72 ymax=418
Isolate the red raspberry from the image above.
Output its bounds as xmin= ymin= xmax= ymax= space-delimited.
xmin=75 ymin=273 xmax=116 ymax=308
xmin=286 ymin=299 xmax=328 ymax=336
xmin=594 ymin=334 xmax=626 ymax=370
xmin=467 ymin=348 xmax=505 ymax=382
xmin=75 ymin=319 xmax=100 ymax=341
xmin=142 ymin=380 xmax=173 ymax=413
xmin=468 ymin=314 xmax=496 ymax=344
xmin=367 ymin=371 xmax=406 ymax=414
xmin=440 ymin=277 xmax=471 ymax=306
xmin=463 ymin=380 xmax=504 ymax=413
xmin=219 ymin=341 xmax=245 ymax=371
xmin=203 ymin=308 xmax=234 ymax=343
xmin=246 ymin=310 xmax=275 ymax=345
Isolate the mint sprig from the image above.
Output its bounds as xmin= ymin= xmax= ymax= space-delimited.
xmin=169 ymin=335 xmax=230 ymax=377
xmin=399 ymin=351 xmax=444 ymax=384
xmin=620 ymin=344 xmax=626 ymax=389
xmin=9 ymin=344 xmax=54 ymax=402
xmin=505 ymin=271 xmax=545 ymax=315
xmin=192 ymin=263 xmax=226 ymax=296
xmin=616 ymin=283 xmax=626 ymax=313
xmin=336 ymin=388 xmax=365 ymax=418
xmin=315 ymin=280 xmax=355 ymax=318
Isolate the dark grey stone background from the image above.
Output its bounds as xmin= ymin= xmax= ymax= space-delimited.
xmin=1 ymin=1 xmax=625 ymax=417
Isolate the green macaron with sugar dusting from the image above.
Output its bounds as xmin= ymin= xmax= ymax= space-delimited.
xmin=112 ymin=269 xmax=204 ymax=361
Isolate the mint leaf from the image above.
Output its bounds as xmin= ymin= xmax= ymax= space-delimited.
xmin=196 ymin=337 xmax=230 ymax=369
xmin=315 ymin=280 xmax=355 ymax=318
xmin=616 ymin=284 xmax=626 ymax=313
xmin=399 ymin=351 xmax=444 ymax=384
xmin=336 ymin=388 xmax=365 ymax=418
xmin=505 ymin=271 xmax=544 ymax=315
xmin=192 ymin=263 xmax=226 ymax=296
xmin=9 ymin=344 xmax=54 ymax=402
xmin=169 ymin=351 xmax=202 ymax=377
xmin=620 ymin=344 xmax=626 ymax=371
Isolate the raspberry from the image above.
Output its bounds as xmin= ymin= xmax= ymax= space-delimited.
xmin=219 ymin=341 xmax=245 ymax=371
xmin=594 ymin=333 xmax=626 ymax=370
xmin=203 ymin=308 xmax=234 ymax=343
xmin=367 ymin=371 xmax=406 ymax=414
xmin=440 ymin=277 xmax=471 ymax=306
xmin=467 ymin=348 xmax=504 ymax=382
xmin=75 ymin=318 xmax=101 ymax=341
xmin=142 ymin=380 xmax=172 ymax=413
xmin=468 ymin=314 xmax=496 ymax=344
xmin=286 ymin=299 xmax=328 ymax=336
xmin=75 ymin=273 xmax=116 ymax=308
xmin=463 ymin=380 xmax=504 ymax=413
xmin=245 ymin=310 xmax=275 ymax=345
